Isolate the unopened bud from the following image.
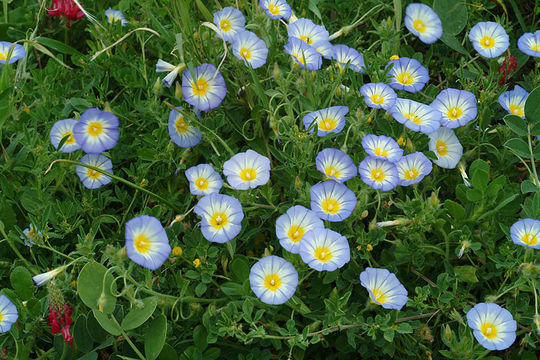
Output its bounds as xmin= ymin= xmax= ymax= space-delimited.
xmin=360 ymin=210 xmax=368 ymax=219
xmin=429 ymin=192 xmax=439 ymax=208
xmin=443 ymin=324 xmax=453 ymax=341
xmin=104 ymin=103 xmax=112 ymax=113
xmin=97 ymin=292 xmax=107 ymax=313
xmin=295 ymin=176 xmax=302 ymax=190
xmin=153 ymin=78 xmax=162 ymax=95
xmin=273 ymin=63 xmax=281 ymax=79
xmin=175 ymin=81 xmax=183 ymax=100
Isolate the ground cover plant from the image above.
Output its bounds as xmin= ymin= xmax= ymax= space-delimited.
xmin=1 ymin=0 xmax=540 ymax=358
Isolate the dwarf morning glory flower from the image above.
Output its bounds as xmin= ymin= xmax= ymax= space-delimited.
xmin=312 ymin=40 xmax=334 ymax=59
xmin=395 ymin=152 xmax=432 ymax=186
xmin=73 ymin=108 xmax=120 ymax=154
xmin=284 ymin=37 xmax=322 ymax=71
xmin=185 ymin=164 xmax=222 ymax=196
xmin=387 ymin=57 xmax=429 ymax=93
xmin=498 ymin=85 xmax=529 ymax=118
xmin=260 ymin=0 xmax=291 ymax=19
xmin=50 ymin=119 xmax=80 ymax=153
xmin=510 ymin=218 xmax=540 ymax=249
xmin=125 ymin=215 xmax=171 ymax=270
xmin=249 ymin=255 xmax=298 ymax=305
xmin=315 ymin=148 xmax=357 ymax=182
xmin=360 ymin=83 xmax=397 ymax=110
xmin=168 ymin=108 xmax=202 ymax=148
xmin=105 ymin=8 xmax=127 ymax=26
xmin=358 ymin=156 xmax=399 ymax=191
xmin=0 ymin=41 xmax=25 ymax=64
xmin=361 ymin=135 xmax=403 ymax=163
xmin=32 ymin=267 xmax=65 ymax=287
xmin=332 ymin=44 xmax=365 ymax=72
xmin=431 ymin=88 xmax=477 ymax=128
xmin=310 ymin=180 xmax=357 ymax=222
xmin=466 ymin=303 xmax=517 ymax=351
xmin=155 ymin=59 xmax=183 ymax=88
xmin=428 ymin=127 xmax=463 ymax=169
xmin=388 ymin=98 xmax=441 ymax=134
xmin=213 ymin=7 xmax=245 ymax=43
xmin=232 ymin=31 xmax=268 ymax=69
xmin=302 ymin=106 xmax=348 ymax=136
xmin=181 ymin=63 xmax=227 ymax=111
xmin=518 ymin=30 xmax=540 ymax=57
xmin=21 ymin=223 xmax=42 ymax=247
xmin=288 ymin=18 xmax=329 ymax=46
xmin=469 ymin=22 xmax=509 ymax=58
xmin=223 ymin=149 xmax=271 ymax=190
xmin=299 ymin=228 xmax=350 ymax=271
xmin=194 ymin=193 xmax=244 ymax=243
xmin=76 ymin=154 xmax=113 ymax=189
xmin=0 ymin=295 xmax=18 ymax=333
xmin=360 ymin=268 xmax=408 ymax=310
xmin=276 ymin=205 xmax=324 ymax=254
xmin=404 ymin=3 xmax=442 ymax=44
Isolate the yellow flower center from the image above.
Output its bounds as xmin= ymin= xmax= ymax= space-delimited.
xmin=240 ymin=47 xmax=251 ymax=60
xmin=390 ymin=55 xmax=400 ymax=60
xmin=264 ymin=274 xmax=282 ymax=291
xmin=531 ymin=44 xmax=540 ymax=51
xmin=321 ymin=198 xmax=340 ymax=214
xmin=404 ymin=113 xmax=422 ymax=124
xmin=447 ymin=107 xmax=463 ymax=120
xmin=509 ymin=104 xmax=524 ymax=117
xmin=371 ymin=168 xmax=386 ymax=182
xmin=287 ymin=225 xmax=305 ymax=243
xmin=134 ymin=234 xmax=151 ymax=253
xmin=192 ymin=78 xmax=209 ymax=96
xmin=88 ymin=122 xmax=103 ymax=136
xmin=220 ymin=19 xmax=231 ymax=31
xmin=239 ymin=168 xmax=257 ymax=182
xmin=195 ymin=177 xmax=209 ymax=190
xmin=319 ymin=118 xmax=338 ymax=131
xmin=325 ymin=165 xmax=341 ymax=179
xmin=61 ymin=131 xmax=75 ymax=144
xmin=300 ymin=35 xmax=313 ymax=45
xmin=436 ymin=140 xmax=448 ymax=156
xmin=404 ymin=168 xmax=419 ymax=180
xmin=370 ymin=94 xmax=385 ymax=105
xmin=480 ymin=322 xmax=498 ymax=339
xmin=413 ymin=19 xmax=426 ymax=33
xmin=480 ymin=36 xmax=495 ymax=48
xmin=87 ymin=169 xmax=101 ymax=179
xmin=373 ymin=147 xmax=388 ymax=157
xmin=175 ymin=116 xmax=188 ymax=133
xmin=370 ymin=289 xmax=387 ymax=304
xmin=522 ymin=233 xmax=538 ymax=245
xmin=314 ymin=246 xmax=332 ymax=262
xmin=109 ymin=16 xmax=117 ymax=23
xmin=0 ymin=52 xmax=6 ymax=61
xmin=268 ymin=4 xmax=280 ymax=15
xmin=396 ymin=72 xmax=414 ymax=85
xmin=210 ymin=212 xmax=228 ymax=229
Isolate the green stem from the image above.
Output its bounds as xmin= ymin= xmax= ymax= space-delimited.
xmin=0 ymin=225 xmax=36 ymax=274
xmin=110 ymin=315 xmax=146 ymax=360
xmin=527 ymin=124 xmax=540 ymax=187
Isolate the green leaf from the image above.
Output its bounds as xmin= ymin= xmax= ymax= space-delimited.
xmin=504 ymin=138 xmax=530 ymax=158
xmin=525 ymin=86 xmax=540 ymax=124
xmin=454 ymin=265 xmax=479 ymax=282
xmin=470 ymin=159 xmax=490 ymax=190
xmin=92 ymin=310 xmax=121 ymax=336
xmin=78 ymin=352 xmax=98 ymax=360
xmin=73 ymin=315 xmax=93 ymax=353
xmin=121 ymin=297 xmax=158 ymax=330
xmin=145 ymin=315 xmax=167 ymax=360
xmin=309 ymin=0 xmax=323 ymax=21
xmin=220 ymin=282 xmax=244 ymax=296
xmin=504 ymin=114 xmax=528 ymax=136
xmin=194 ymin=0 xmax=213 ymax=22
xmin=77 ymin=262 xmax=117 ymax=314
xmin=444 ymin=200 xmax=465 ymax=220
xmin=193 ymin=325 xmax=208 ymax=351
xmin=35 ymin=36 xmax=83 ymax=56
xmin=433 ymin=0 xmax=468 ymax=35
xmin=10 ymin=266 xmax=34 ymax=300
xmin=158 ymin=344 xmax=178 ymax=360
xmin=521 ymin=180 xmax=540 ymax=193
xmin=229 ymin=256 xmax=250 ymax=282
xmin=439 ymin=32 xmax=468 ymax=55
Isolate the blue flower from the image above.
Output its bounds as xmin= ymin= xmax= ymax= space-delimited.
xmin=0 ymin=295 xmax=18 ymax=333
xmin=275 ymin=205 xmax=324 ymax=254
xmin=185 ymin=164 xmax=223 ymax=196
xmin=223 ymin=149 xmax=271 ymax=190
xmin=284 ymin=37 xmax=322 ymax=71
xmin=404 ymin=3 xmax=442 ymax=44
xmin=388 ymin=98 xmax=441 ymax=134
xmin=387 ymin=57 xmax=429 ymax=93
xmin=431 ymin=88 xmax=477 ymax=128
xmin=181 ymin=64 xmax=227 ymax=111
xmin=76 ymin=154 xmax=113 ymax=189
xmin=469 ymin=22 xmax=509 ymax=58
xmin=360 ymin=83 xmax=397 ymax=110
xmin=466 ymin=303 xmax=517 ymax=350
xmin=518 ymin=30 xmax=540 ymax=57
xmin=428 ymin=127 xmax=463 ymax=169
xmin=332 ymin=44 xmax=365 ymax=72
xmin=510 ymin=218 xmax=540 ymax=249
xmin=302 ymin=106 xmax=348 ymax=136
xmin=194 ymin=193 xmax=244 ymax=243
xmin=312 ymin=40 xmax=334 ymax=60
xmin=358 ymin=156 xmax=399 ymax=191
xmin=315 ymin=148 xmax=357 ymax=182
xmin=259 ymin=0 xmax=291 ymax=19
xmin=213 ymin=7 xmax=245 ymax=43
xmin=156 ymin=59 xmax=183 ymax=88
xmin=310 ymin=180 xmax=357 ymax=222
xmin=168 ymin=108 xmax=202 ymax=148
xmin=299 ymin=228 xmax=350 ymax=271
xmin=249 ymin=255 xmax=298 ymax=305
xmin=288 ymin=18 xmax=329 ymax=46
xmin=498 ymin=85 xmax=529 ymax=118
xmin=125 ymin=215 xmax=171 ymax=270
xmin=73 ymin=108 xmax=120 ymax=154
xmin=360 ymin=267 xmax=408 ymax=310
xmin=105 ymin=8 xmax=128 ymax=26
xmin=50 ymin=119 xmax=81 ymax=153
xmin=395 ymin=152 xmax=432 ymax=186
xmin=232 ymin=31 xmax=268 ymax=69
xmin=361 ymin=135 xmax=403 ymax=163
xmin=0 ymin=41 xmax=25 ymax=64
xmin=21 ymin=223 xmax=42 ymax=247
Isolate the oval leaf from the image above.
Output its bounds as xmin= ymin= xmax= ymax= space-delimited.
xmin=504 ymin=114 xmax=528 ymax=136
xmin=77 ymin=262 xmax=117 ymax=314
xmin=504 ymin=138 xmax=530 ymax=158
xmin=145 ymin=315 xmax=167 ymax=360
xmin=121 ymin=297 xmax=158 ymax=330
xmin=525 ymin=86 xmax=540 ymax=124
xmin=10 ymin=266 xmax=34 ymax=300
xmin=92 ymin=310 xmax=121 ymax=336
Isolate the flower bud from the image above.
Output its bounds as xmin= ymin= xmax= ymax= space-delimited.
xmin=172 ymin=246 xmax=183 ymax=256
xmin=175 ymin=81 xmax=183 ymax=100
xmin=153 ymin=77 xmax=162 ymax=95
xmin=443 ymin=324 xmax=453 ymax=342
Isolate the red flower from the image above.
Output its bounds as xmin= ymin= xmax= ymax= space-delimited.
xmin=498 ymin=55 xmax=517 ymax=85
xmin=47 ymin=303 xmax=74 ymax=346
xmin=47 ymin=0 xmax=84 ymax=28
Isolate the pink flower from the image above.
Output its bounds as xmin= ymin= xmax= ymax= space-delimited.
xmin=47 ymin=0 xmax=84 ymax=28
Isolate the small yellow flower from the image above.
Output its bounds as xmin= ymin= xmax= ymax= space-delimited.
xmin=70 ymin=280 xmax=77 ymax=288
xmin=366 ymin=244 xmax=373 ymax=251
xmin=356 ymin=107 xmax=363 ymax=119
xmin=193 ymin=258 xmax=201 ymax=267
xmin=390 ymin=55 xmax=400 ymax=60
xmin=172 ymin=246 xmax=183 ymax=256
xmin=397 ymin=137 xmax=406 ymax=146
xmin=356 ymin=245 xmax=362 ymax=250
xmin=367 ymin=117 xmax=372 ymax=124
xmin=23 ymin=107 xmax=31 ymax=113
xmin=140 ymin=178 xmax=148 ymax=187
